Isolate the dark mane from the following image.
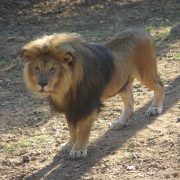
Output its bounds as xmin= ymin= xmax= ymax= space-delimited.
xmin=65 ymin=43 xmax=114 ymax=124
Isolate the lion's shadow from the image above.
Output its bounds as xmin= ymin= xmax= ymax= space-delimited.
xmin=27 ymin=76 xmax=179 ymax=180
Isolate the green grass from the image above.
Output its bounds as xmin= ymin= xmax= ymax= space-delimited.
xmin=175 ymin=54 xmax=180 ymax=60
xmin=0 ymin=59 xmax=9 ymax=66
xmin=0 ymin=91 xmax=10 ymax=97
xmin=10 ymin=75 xmax=19 ymax=81
xmin=145 ymin=24 xmax=154 ymax=32
xmin=152 ymin=26 xmax=171 ymax=50
xmin=4 ymin=133 xmax=49 ymax=152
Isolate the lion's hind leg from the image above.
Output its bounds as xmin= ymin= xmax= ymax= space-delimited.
xmin=110 ymin=81 xmax=134 ymax=130
xmin=140 ymin=76 xmax=164 ymax=116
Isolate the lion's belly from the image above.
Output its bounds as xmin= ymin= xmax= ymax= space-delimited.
xmin=101 ymin=69 xmax=130 ymax=100
xmin=100 ymin=55 xmax=135 ymax=100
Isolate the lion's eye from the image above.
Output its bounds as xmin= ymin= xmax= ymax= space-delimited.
xmin=35 ymin=66 xmax=40 ymax=72
xmin=50 ymin=67 xmax=55 ymax=72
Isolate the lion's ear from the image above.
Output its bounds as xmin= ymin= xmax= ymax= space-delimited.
xmin=49 ymin=39 xmax=75 ymax=64
xmin=50 ymin=47 xmax=74 ymax=64
xmin=61 ymin=52 xmax=73 ymax=64
xmin=22 ymin=47 xmax=40 ymax=61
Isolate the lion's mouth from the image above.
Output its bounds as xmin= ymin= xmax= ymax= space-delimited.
xmin=39 ymin=89 xmax=45 ymax=92
xmin=39 ymin=89 xmax=53 ymax=94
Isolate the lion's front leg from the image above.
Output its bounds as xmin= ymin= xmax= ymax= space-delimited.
xmin=69 ymin=111 xmax=97 ymax=159
xmin=61 ymin=121 xmax=77 ymax=152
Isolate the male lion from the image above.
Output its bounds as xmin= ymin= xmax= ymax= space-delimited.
xmin=22 ymin=29 xmax=164 ymax=158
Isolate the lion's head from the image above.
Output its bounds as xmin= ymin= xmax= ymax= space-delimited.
xmin=22 ymin=33 xmax=84 ymax=98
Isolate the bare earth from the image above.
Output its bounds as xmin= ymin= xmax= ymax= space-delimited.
xmin=0 ymin=0 xmax=180 ymax=179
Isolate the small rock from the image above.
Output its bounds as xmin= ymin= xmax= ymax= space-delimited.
xmin=22 ymin=155 xmax=30 ymax=163
xmin=39 ymin=157 xmax=46 ymax=163
xmin=126 ymin=165 xmax=136 ymax=171
xmin=2 ymin=160 xmax=11 ymax=166
xmin=74 ymin=164 xmax=80 ymax=168
xmin=18 ymin=151 xmax=27 ymax=156
xmin=172 ymin=172 xmax=179 ymax=178
xmin=55 ymin=143 xmax=60 ymax=147
xmin=63 ymin=127 xmax=68 ymax=130
xmin=164 ymin=174 xmax=170 ymax=179
xmin=17 ymin=36 xmax=26 ymax=42
xmin=16 ymin=0 xmax=31 ymax=6
xmin=37 ymin=17 xmax=42 ymax=22
xmin=18 ymin=11 xmax=23 ymax=15
xmin=31 ymin=156 xmax=37 ymax=161
xmin=147 ymin=171 xmax=155 ymax=176
xmin=16 ymin=174 xmax=25 ymax=180
xmin=7 ymin=37 xmax=16 ymax=42
xmin=136 ymin=88 xmax=142 ymax=92
xmin=176 ymin=117 xmax=180 ymax=123
xmin=170 ymin=24 xmax=180 ymax=37
xmin=14 ymin=159 xmax=23 ymax=166
xmin=128 ymin=142 xmax=135 ymax=148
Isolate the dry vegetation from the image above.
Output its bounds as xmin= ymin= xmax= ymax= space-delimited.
xmin=0 ymin=0 xmax=180 ymax=179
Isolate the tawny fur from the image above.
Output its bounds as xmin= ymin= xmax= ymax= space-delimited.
xmin=23 ymin=29 xmax=164 ymax=158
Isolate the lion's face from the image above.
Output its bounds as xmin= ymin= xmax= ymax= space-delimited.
xmin=23 ymin=34 xmax=84 ymax=98
xmin=24 ymin=55 xmax=65 ymax=95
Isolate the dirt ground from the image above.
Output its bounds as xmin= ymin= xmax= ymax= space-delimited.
xmin=0 ymin=0 xmax=180 ymax=179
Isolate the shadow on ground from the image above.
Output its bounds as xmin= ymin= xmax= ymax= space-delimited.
xmin=27 ymin=76 xmax=180 ymax=180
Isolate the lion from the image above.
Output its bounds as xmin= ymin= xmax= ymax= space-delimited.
xmin=22 ymin=28 xmax=164 ymax=158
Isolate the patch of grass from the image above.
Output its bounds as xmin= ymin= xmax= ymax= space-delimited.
xmin=0 ymin=59 xmax=9 ymax=66
xmin=118 ymin=151 xmax=133 ymax=159
xmin=32 ymin=134 xmax=49 ymax=143
xmin=4 ymin=140 xmax=33 ymax=152
xmin=175 ymin=54 xmax=180 ymax=60
xmin=15 ymin=140 xmax=33 ymax=148
xmin=154 ymin=26 xmax=171 ymax=51
xmin=155 ymin=27 xmax=170 ymax=41
xmin=0 ymin=59 xmax=19 ymax=74
xmin=4 ymin=146 xmax=16 ymax=152
xmin=145 ymin=24 xmax=154 ymax=32
xmin=10 ymin=75 xmax=19 ymax=81
xmin=0 ymin=91 xmax=10 ymax=97
xmin=82 ymin=28 xmax=109 ymax=41
xmin=4 ymin=133 xmax=49 ymax=153
xmin=145 ymin=25 xmax=170 ymax=42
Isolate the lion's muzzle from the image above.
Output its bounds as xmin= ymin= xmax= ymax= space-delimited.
xmin=38 ymin=73 xmax=48 ymax=89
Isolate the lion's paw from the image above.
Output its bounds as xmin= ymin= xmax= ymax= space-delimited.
xmin=61 ymin=142 xmax=73 ymax=152
xmin=69 ymin=148 xmax=87 ymax=159
xmin=146 ymin=106 xmax=163 ymax=116
xmin=109 ymin=119 xmax=127 ymax=130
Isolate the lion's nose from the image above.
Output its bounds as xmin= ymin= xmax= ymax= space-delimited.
xmin=39 ymin=81 xmax=47 ymax=88
xmin=38 ymin=74 xmax=48 ymax=88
